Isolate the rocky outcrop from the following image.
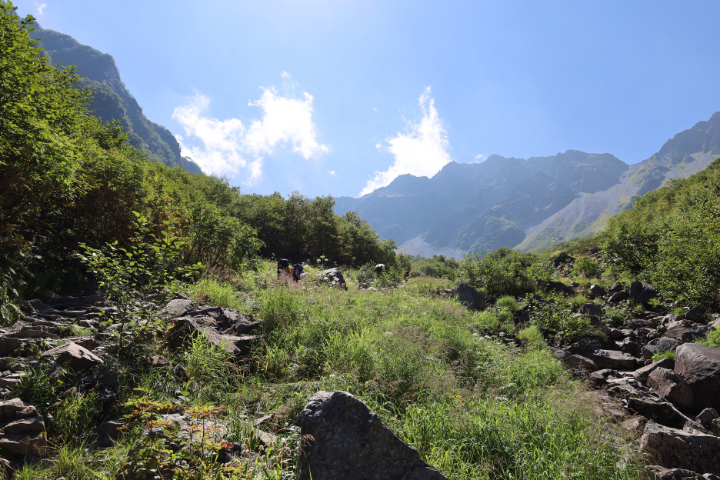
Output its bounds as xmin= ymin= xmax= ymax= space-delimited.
xmin=297 ymin=391 xmax=447 ymax=480
xmin=674 ymin=344 xmax=720 ymax=411
xmin=320 ymin=268 xmax=347 ymax=289
xmin=640 ymin=421 xmax=720 ymax=475
xmin=0 ymin=399 xmax=47 ymax=459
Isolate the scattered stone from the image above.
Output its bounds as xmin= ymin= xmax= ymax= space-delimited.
xmin=648 ymin=367 xmax=694 ymax=409
xmin=640 ymin=420 xmax=720 ymax=475
xmin=320 ymin=268 xmax=347 ymax=289
xmin=298 ymin=391 xmax=447 ymax=480
xmin=592 ymin=349 xmax=639 ymax=370
xmin=696 ymin=408 xmax=719 ymax=430
xmin=589 ymin=284 xmax=607 ymax=297
xmin=579 ymin=302 xmax=602 ymax=316
xmin=682 ymin=326 xmax=710 ymax=343
xmin=81 ymin=370 xmax=118 ymax=388
xmin=630 ymin=281 xmax=658 ymax=304
xmin=665 ymin=320 xmax=702 ymax=341
xmin=658 ymin=338 xmax=683 ymax=353
xmin=75 ymin=337 xmax=99 ymax=351
xmin=0 ymin=399 xmax=47 ymax=457
xmin=95 ymin=420 xmax=126 ymax=449
xmin=633 ymin=358 xmax=676 ymax=383
xmin=609 ymin=291 xmax=629 ymax=303
xmin=682 ymin=306 xmax=706 ymax=322
xmin=646 ymin=466 xmax=717 ymax=479
xmin=643 ymin=344 xmax=658 ymax=360
xmin=451 ymin=284 xmax=485 ymax=310
xmin=608 ymin=283 xmax=624 ymax=294
xmin=139 ymin=355 xmax=170 ymax=370
xmin=565 ymin=354 xmax=598 ymax=371
xmin=546 ymin=281 xmax=573 ymax=295
xmin=552 ymin=253 xmax=574 ymax=267
xmin=77 ymin=319 xmax=101 ymax=330
xmin=568 ymin=337 xmax=603 ymax=356
xmin=588 ymin=368 xmax=615 ymax=388
xmin=40 ymin=342 xmax=103 ymax=371
xmin=675 ymin=343 xmax=720 ymax=411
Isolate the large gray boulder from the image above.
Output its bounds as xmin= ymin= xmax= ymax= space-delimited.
xmin=630 ymin=281 xmax=658 ymax=303
xmin=640 ymin=421 xmax=720 ymax=475
xmin=320 ymin=268 xmax=347 ymax=289
xmin=675 ymin=344 xmax=720 ymax=411
xmin=297 ymin=391 xmax=447 ymax=480
xmin=40 ymin=342 xmax=102 ymax=371
xmin=592 ymin=349 xmax=639 ymax=370
xmin=647 ymin=368 xmax=694 ymax=409
xmin=451 ymin=284 xmax=485 ymax=310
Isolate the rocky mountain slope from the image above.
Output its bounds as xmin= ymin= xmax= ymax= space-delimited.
xmin=30 ymin=25 xmax=202 ymax=173
xmin=336 ymin=113 xmax=720 ymax=257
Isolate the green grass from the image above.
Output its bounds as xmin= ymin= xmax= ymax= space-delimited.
xmin=652 ymin=350 xmax=676 ymax=362
xmin=23 ymin=263 xmax=641 ymax=479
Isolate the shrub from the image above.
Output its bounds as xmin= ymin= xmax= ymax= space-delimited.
xmin=573 ymin=256 xmax=603 ymax=278
xmin=518 ymin=326 xmax=547 ymax=350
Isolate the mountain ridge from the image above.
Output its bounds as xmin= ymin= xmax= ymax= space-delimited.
xmin=30 ymin=25 xmax=203 ymax=174
xmin=336 ymin=112 xmax=720 ymax=257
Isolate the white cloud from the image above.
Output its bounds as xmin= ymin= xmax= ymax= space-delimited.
xmin=373 ymin=107 xmax=379 ymax=112
xmin=172 ymin=87 xmax=328 ymax=184
xmin=281 ymin=71 xmax=291 ymax=79
xmin=360 ymin=87 xmax=451 ymax=196
xmin=474 ymin=154 xmax=484 ymax=162
xmin=35 ymin=2 xmax=47 ymax=14
xmin=328 ymin=170 xmax=339 ymax=177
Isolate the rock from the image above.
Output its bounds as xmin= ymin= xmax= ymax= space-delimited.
xmin=546 ymin=281 xmax=573 ymax=295
xmin=77 ymin=319 xmax=101 ymax=330
xmin=40 ymin=342 xmax=103 ymax=371
xmin=696 ymin=408 xmax=719 ymax=430
xmin=675 ymin=344 xmax=720 ymax=411
xmin=664 ymin=320 xmax=700 ymax=341
xmin=0 ymin=338 xmax=20 ymax=356
xmin=608 ymin=328 xmax=624 ymax=340
xmin=74 ymin=337 xmax=99 ymax=351
xmin=588 ymin=368 xmax=615 ymax=388
xmin=297 ymin=391 xmax=447 ymax=480
xmin=617 ymin=337 xmax=642 ymax=356
xmin=640 ymin=420 xmax=720 ymax=475
xmin=565 ymin=354 xmax=598 ymax=371
xmin=320 ymin=268 xmax=347 ymax=289
xmin=579 ymin=303 xmax=602 ymax=316
xmin=648 ymin=368 xmax=694 ymax=409
xmin=0 ymin=398 xmax=38 ymax=419
xmin=553 ymin=253 xmax=574 ymax=267
xmin=139 ymin=355 xmax=170 ymax=370
xmin=682 ymin=326 xmax=710 ymax=343
xmin=592 ymin=349 xmax=639 ymax=370
xmin=630 ymin=281 xmax=658 ymax=304
xmin=683 ymin=306 xmax=706 ymax=322
xmin=633 ymin=358 xmax=676 ymax=383
xmin=0 ymin=433 xmax=47 ymax=457
xmin=643 ymin=344 xmax=658 ymax=360
xmin=451 ymin=284 xmax=485 ymax=310
xmin=589 ymin=284 xmax=607 ymax=297
xmin=567 ymin=337 xmax=603 ymax=356
xmin=608 ymin=283 xmax=624 ymax=294
xmin=0 ymin=416 xmax=46 ymax=435
xmin=164 ymin=299 xmax=195 ymax=316
xmin=95 ymin=420 xmax=126 ymax=448
xmin=81 ymin=370 xmax=118 ymax=388
xmin=609 ymin=291 xmax=629 ymax=303
xmin=167 ymin=317 xmax=258 ymax=356
xmin=629 ymin=397 xmax=696 ymax=430
xmin=646 ymin=466 xmax=716 ymax=479
xmin=658 ymin=338 xmax=683 ymax=353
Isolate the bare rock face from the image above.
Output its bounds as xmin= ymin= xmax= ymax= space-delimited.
xmin=40 ymin=342 xmax=103 ymax=371
xmin=0 ymin=399 xmax=47 ymax=458
xmin=647 ymin=367 xmax=694 ymax=409
xmin=640 ymin=421 xmax=720 ymax=475
xmin=297 ymin=391 xmax=447 ymax=480
xmin=320 ymin=268 xmax=347 ymax=289
xmin=675 ymin=344 xmax=720 ymax=411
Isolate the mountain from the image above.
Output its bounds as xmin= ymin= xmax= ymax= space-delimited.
xmin=518 ymin=112 xmax=720 ymax=251
xmin=30 ymin=25 xmax=202 ymax=173
xmin=335 ymin=112 xmax=720 ymax=257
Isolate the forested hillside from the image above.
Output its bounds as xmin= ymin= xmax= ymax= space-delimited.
xmin=28 ymin=25 xmax=203 ymax=173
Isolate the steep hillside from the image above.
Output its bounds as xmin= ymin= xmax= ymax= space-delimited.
xmin=30 ymin=25 xmax=202 ymax=173
xmin=518 ymin=112 xmax=720 ymax=251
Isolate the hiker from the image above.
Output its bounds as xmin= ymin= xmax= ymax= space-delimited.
xmin=277 ymin=258 xmax=290 ymax=278
xmin=374 ymin=264 xmax=386 ymax=275
xmin=292 ymin=263 xmax=304 ymax=282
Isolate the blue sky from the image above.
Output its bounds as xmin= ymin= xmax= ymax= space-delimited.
xmin=17 ymin=0 xmax=720 ymax=198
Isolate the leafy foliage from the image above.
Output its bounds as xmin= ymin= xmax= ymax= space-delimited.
xmin=604 ymin=158 xmax=720 ymax=305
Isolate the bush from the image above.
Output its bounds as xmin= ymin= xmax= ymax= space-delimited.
xmin=518 ymin=326 xmax=547 ymax=350
xmin=573 ymin=257 xmax=604 ymax=278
